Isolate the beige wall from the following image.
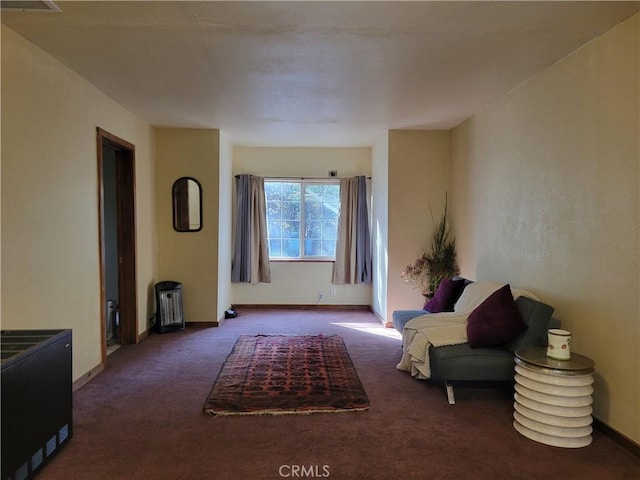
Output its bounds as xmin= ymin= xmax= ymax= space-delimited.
xmin=450 ymin=14 xmax=639 ymax=443
xmin=371 ymin=133 xmax=390 ymax=321
xmin=387 ymin=130 xmax=450 ymax=321
xmin=217 ymin=132 xmax=234 ymax=320
xmin=231 ymin=147 xmax=372 ymax=306
xmin=155 ymin=128 xmax=220 ymax=322
xmin=1 ymin=25 xmax=158 ymax=381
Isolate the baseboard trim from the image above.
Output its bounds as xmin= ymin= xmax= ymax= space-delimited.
xmin=137 ymin=328 xmax=149 ymax=342
xmin=73 ymin=362 xmax=104 ymax=391
xmin=185 ymin=321 xmax=220 ymax=328
xmin=233 ymin=304 xmax=371 ymax=311
xmin=593 ymin=417 xmax=640 ymax=457
xmin=369 ymin=309 xmax=389 ymax=328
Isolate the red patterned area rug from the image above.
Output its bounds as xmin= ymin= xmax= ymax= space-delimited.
xmin=203 ymin=334 xmax=369 ymax=416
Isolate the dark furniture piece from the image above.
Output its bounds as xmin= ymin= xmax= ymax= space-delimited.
xmin=155 ymin=281 xmax=185 ymax=333
xmin=393 ymin=281 xmax=558 ymax=404
xmin=1 ymin=329 xmax=73 ymax=480
xmin=430 ymin=296 xmax=558 ymax=403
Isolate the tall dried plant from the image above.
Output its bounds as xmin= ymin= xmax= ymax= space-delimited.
xmin=424 ymin=194 xmax=459 ymax=295
xmin=401 ymin=194 xmax=459 ymax=295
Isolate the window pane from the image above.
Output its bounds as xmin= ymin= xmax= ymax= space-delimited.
xmin=283 ymin=239 xmax=300 ymax=257
xmin=283 ymin=220 xmax=299 ymax=238
xmin=267 ymin=219 xmax=282 ymax=239
xmin=265 ymin=181 xmax=339 ymax=259
xmin=269 ymin=239 xmax=282 ymax=257
xmin=265 ymin=182 xmax=282 ymax=201
xmin=323 ymin=184 xmax=340 ymax=203
xmin=321 ymin=240 xmax=336 ymax=257
xmin=322 ymin=203 xmax=339 ymax=221
xmin=305 ymin=239 xmax=322 ymax=256
xmin=282 ymin=183 xmax=300 ymax=202
xmin=305 ymin=220 xmax=321 ymax=239
xmin=266 ymin=200 xmax=282 ymax=220
xmin=282 ymin=201 xmax=300 ymax=220
xmin=322 ymin=220 xmax=337 ymax=240
xmin=304 ymin=200 xmax=322 ymax=221
xmin=305 ymin=184 xmax=322 ymax=197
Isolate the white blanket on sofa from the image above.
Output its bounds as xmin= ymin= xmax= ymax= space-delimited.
xmin=396 ymin=281 xmax=537 ymax=379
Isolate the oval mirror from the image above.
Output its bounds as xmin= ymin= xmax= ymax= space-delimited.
xmin=172 ymin=177 xmax=202 ymax=232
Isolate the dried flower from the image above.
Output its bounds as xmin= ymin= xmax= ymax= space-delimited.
xmin=401 ymin=253 xmax=431 ymax=293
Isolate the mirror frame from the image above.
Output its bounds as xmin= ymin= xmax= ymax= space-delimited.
xmin=172 ymin=176 xmax=203 ymax=232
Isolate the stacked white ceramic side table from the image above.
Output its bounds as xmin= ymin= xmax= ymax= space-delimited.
xmin=513 ymin=346 xmax=595 ymax=448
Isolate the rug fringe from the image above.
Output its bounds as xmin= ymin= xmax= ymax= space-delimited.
xmin=204 ymin=406 xmax=369 ymax=417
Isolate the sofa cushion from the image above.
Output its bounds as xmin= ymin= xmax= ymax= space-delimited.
xmin=504 ymin=296 xmax=556 ymax=354
xmin=467 ymin=284 xmax=527 ymax=348
xmin=392 ymin=309 xmax=429 ymax=333
xmin=423 ymin=278 xmax=467 ymax=312
xmin=429 ymin=343 xmax=516 ymax=382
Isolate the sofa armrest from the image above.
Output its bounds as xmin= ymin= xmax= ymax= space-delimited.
xmin=392 ymin=310 xmax=428 ymax=333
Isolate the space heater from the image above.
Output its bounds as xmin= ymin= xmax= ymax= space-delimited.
xmin=155 ymin=281 xmax=185 ymax=333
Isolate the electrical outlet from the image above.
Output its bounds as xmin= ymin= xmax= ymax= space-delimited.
xmin=330 ymin=288 xmax=337 ymax=297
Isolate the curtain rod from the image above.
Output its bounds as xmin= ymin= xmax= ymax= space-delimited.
xmin=236 ymin=175 xmax=371 ymax=180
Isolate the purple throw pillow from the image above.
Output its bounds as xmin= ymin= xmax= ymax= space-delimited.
xmin=423 ymin=278 xmax=467 ymax=313
xmin=466 ymin=284 xmax=528 ymax=348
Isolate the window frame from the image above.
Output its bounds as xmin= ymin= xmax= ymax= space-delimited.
xmin=264 ymin=178 xmax=340 ymax=262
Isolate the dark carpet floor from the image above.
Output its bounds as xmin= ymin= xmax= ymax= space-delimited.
xmin=38 ymin=308 xmax=639 ymax=480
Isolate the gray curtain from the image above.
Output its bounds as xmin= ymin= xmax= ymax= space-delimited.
xmin=231 ymin=175 xmax=271 ymax=283
xmin=332 ymin=176 xmax=372 ymax=284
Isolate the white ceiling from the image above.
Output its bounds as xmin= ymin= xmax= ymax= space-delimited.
xmin=2 ymin=1 xmax=638 ymax=146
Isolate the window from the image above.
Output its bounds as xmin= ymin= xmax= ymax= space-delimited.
xmin=265 ymin=180 xmax=340 ymax=260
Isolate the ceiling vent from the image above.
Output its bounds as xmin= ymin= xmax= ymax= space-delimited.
xmin=1 ymin=1 xmax=61 ymax=12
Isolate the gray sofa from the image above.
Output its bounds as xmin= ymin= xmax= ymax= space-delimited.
xmin=393 ymin=286 xmax=557 ymax=404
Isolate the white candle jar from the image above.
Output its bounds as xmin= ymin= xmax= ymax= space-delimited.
xmin=547 ymin=329 xmax=571 ymax=360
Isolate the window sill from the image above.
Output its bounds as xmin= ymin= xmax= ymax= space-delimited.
xmin=270 ymin=258 xmax=335 ymax=263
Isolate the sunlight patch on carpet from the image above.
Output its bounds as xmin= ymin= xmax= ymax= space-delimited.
xmin=331 ymin=322 xmax=402 ymax=339
xmin=203 ymin=334 xmax=369 ymax=416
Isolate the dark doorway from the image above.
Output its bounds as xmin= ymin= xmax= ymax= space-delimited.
xmin=97 ymin=128 xmax=138 ymax=365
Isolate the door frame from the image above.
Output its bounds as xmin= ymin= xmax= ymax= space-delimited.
xmin=97 ymin=127 xmax=138 ymax=364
